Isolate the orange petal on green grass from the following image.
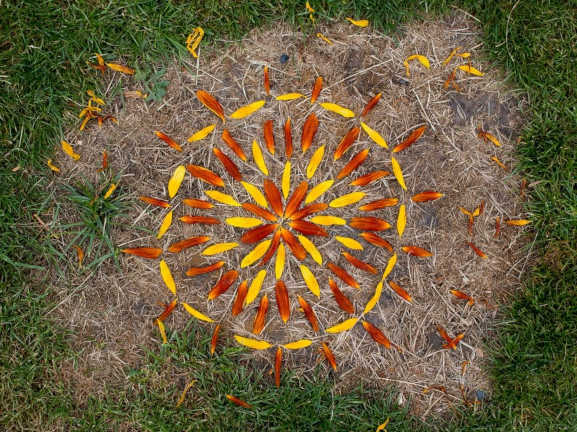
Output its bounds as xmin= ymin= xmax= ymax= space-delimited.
xmin=208 ymin=270 xmax=239 ymax=300
xmin=185 ymin=261 xmax=225 ymax=277
xmin=263 ymin=179 xmax=284 ymax=217
xmin=467 ymin=242 xmax=487 ymax=259
xmin=290 ymin=203 xmax=328 ymax=221
xmin=327 ymin=262 xmax=360 ymax=289
xmin=284 ymin=180 xmax=309 ymax=218
xmin=328 ymin=278 xmax=354 ymax=314
xmin=210 ymin=324 xmax=221 ymax=355
xmin=305 ymin=180 xmax=333 ymax=204
xmin=221 ymin=129 xmax=247 ymax=161
xmin=359 ymin=232 xmax=393 ymax=253
xmin=230 ymin=100 xmax=265 ymax=119
xmin=157 ymin=211 xmax=173 ymax=239
xmin=381 ymin=253 xmax=397 ymax=280
xmin=179 ymin=215 xmax=220 ymax=225
xmin=363 ymin=282 xmax=382 ymax=314
xmin=282 ymin=161 xmax=291 ymax=199
xmin=335 ymin=236 xmax=363 ymax=250
xmin=360 ymin=121 xmax=387 ymax=148
xmin=168 ymin=236 xmax=211 ymax=253
xmin=401 ymin=245 xmax=432 ymax=257
xmin=242 ymin=202 xmax=277 ymax=222
xmin=403 ymin=54 xmax=430 ymax=77
xmin=246 ymin=270 xmax=267 ymax=306
xmin=276 ymin=93 xmax=305 ymax=101
xmin=346 ymin=18 xmax=369 ymax=27
xmin=232 ymin=281 xmax=248 ymax=316
xmin=309 ymin=216 xmax=346 ymax=226
xmin=388 ymin=281 xmax=412 ymax=302
xmin=350 ymin=217 xmax=391 ymax=231
xmin=275 ymin=280 xmax=290 ymax=322
xmin=103 ymin=183 xmax=116 ymax=199
xmin=97 ymin=150 xmax=108 ymax=172
xmin=202 ymin=242 xmax=239 ymax=256
xmin=450 ymin=290 xmax=474 ymax=306
xmin=196 ymin=90 xmax=226 ymax=123
xmin=226 ymin=394 xmax=252 ymax=409
xmin=156 ymin=320 xmax=167 ymax=344
xmin=284 ymin=118 xmax=293 ymax=158
xmin=226 ymin=216 xmax=263 ymax=228
xmin=321 ymin=342 xmax=337 ymax=371
xmin=301 ymin=113 xmax=319 ymax=154
xmin=106 ymin=62 xmax=134 ymax=74
xmin=47 ymin=159 xmax=60 ymax=172
xmin=252 ymin=294 xmax=269 ymax=334
xmin=327 ymin=318 xmax=358 ymax=333
xmin=330 ymin=192 xmax=366 ymax=208
xmin=155 ymin=131 xmax=182 ymax=152
xmin=252 ymin=139 xmax=269 ymax=175
xmin=297 ymin=295 xmax=319 ymax=331
xmin=263 ymin=66 xmax=270 ymax=96
xmin=181 ymin=302 xmax=215 ymax=322
xmin=87 ymin=53 xmax=106 ymax=74
xmin=311 ymin=76 xmax=323 ymax=103
xmin=319 ymin=102 xmax=355 ymax=118
xmin=176 ymin=379 xmax=197 ymax=408
xmin=263 ymin=120 xmax=275 ymax=155
xmin=213 ymin=148 xmax=243 ymax=181
xmin=234 ymin=335 xmax=271 ymax=350
xmin=153 ymin=299 xmax=177 ymax=324
xmin=337 ymin=148 xmax=369 ymax=180
xmin=297 ymin=235 xmax=323 ymax=265
xmin=458 ymin=64 xmax=484 ymax=76
xmin=316 ymin=33 xmax=333 ymax=45
xmin=205 ymin=190 xmax=241 ymax=206
xmin=188 ymin=124 xmax=215 ymax=142
xmin=359 ymin=198 xmax=398 ymax=211
xmin=73 ymin=245 xmax=84 ymax=267
xmin=391 ymin=157 xmax=407 ymax=190
xmin=140 ymin=196 xmax=171 ymax=208
xmin=491 ymin=156 xmax=508 ymax=171
xmin=186 ymin=165 xmax=224 ymax=187
xmin=334 ymin=126 xmax=360 ymax=160
xmin=280 ymin=227 xmax=308 ymax=259
xmin=342 ymin=252 xmax=377 ymax=274
xmin=288 ymin=220 xmax=328 ymax=237
xmin=362 ymin=321 xmax=392 ymax=349
xmin=241 ymin=239 xmax=272 ymax=268
xmin=361 ymin=93 xmax=381 ymax=117
xmin=167 ymin=165 xmax=185 ymax=198
xmin=392 ymin=125 xmax=426 ymax=153
xmin=283 ymin=339 xmax=312 ymax=350
xmin=300 ymin=264 xmax=320 ymax=297
xmin=186 ymin=26 xmax=204 ymax=58
xmin=241 ymin=224 xmax=278 ymax=244
xmin=306 ymin=145 xmax=325 ymax=178
xmin=350 ymin=170 xmax=389 ymax=187
xmin=61 ymin=141 xmax=80 ymax=160
xmin=412 ymin=191 xmax=443 ymax=202
xmin=275 ymin=346 xmax=282 ymax=388
xmin=505 ymin=219 xmax=531 ymax=226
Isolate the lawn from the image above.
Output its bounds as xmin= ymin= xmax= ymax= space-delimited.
xmin=1 ymin=1 xmax=575 ymax=430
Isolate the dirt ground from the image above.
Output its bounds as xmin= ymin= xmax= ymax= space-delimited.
xmin=49 ymin=12 xmax=533 ymax=417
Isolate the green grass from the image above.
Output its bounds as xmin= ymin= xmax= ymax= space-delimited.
xmin=1 ymin=0 xmax=576 ymax=430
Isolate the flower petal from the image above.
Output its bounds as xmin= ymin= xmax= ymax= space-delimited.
xmin=230 ymin=100 xmax=265 ymax=119
xmin=226 ymin=217 xmax=263 ymax=228
xmin=246 ymin=270 xmax=267 ymax=306
xmin=329 ymin=278 xmax=354 ymax=314
xmin=188 ymin=124 xmax=216 ymax=142
xmin=297 ymin=295 xmax=319 ymax=331
xmin=360 ymin=122 xmax=387 ymax=148
xmin=276 ymin=93 xmax=305 ymax=101
xmin=282 ymin=339 xmax=312 ymax=350
xmin=202 ymin=242 xmax=239 ymax=256
xmin=252 ymin=140 xmax=269 ymax=175
xmin=300 ymin=264 xmax=320 ymax=297
xmin=187 ymin=165 xmax=225 ymax=187
xmin=334 ymin=127 xmax=361 ymax=160
xmin=169 ymin=236 xmax=210 ymax=253
xmin=363 ymin=282 xmax=383 ymax=314
xmin=311 ymin=76 xmax=323 ymax=103
xmin=397 ymin=205 xmax=406 ymax=238
xmin=185 ymin=261 xmax=224 ymax=277
xmin=297 ymin=235 xmax=323 ymax=265
xmin=214 ymin=148 xmax=242 ymax=181
xmin=252 ymin=294 xmax=269 ymax=334
xmin=61 ymin=141 xmax=80 ymax=160
xmin=392 ymin=125 xmax=426 ymax=153
xmin=301 ymin=113 xmax=319 ymax=154
xmin=234 ymin=335 xmax=272 ymax=350
xmin=326 ymin=318 xmax=358 ymax=333
xmin=155 ymin=131 xmax=182 ymax=152
xmin=391 ymin=157 xmax=407 ymax=190
xmin=241 ymin=239 xmax=272 ymax=268
xmin=282 ymin=161 xmax=291 ymax=199
xmin=196 ymin=90 xmax=225 ymax=123
xmin=335 ymin=236 xmax=363 ymax=250
xmin=337 ymin=148 xmax=369 ymax=179
xmin=221 ymin=129 xmax=247 ymax=161
xmin=157 ymin=211 xmax=173 ymax=239
xmin=327 ymin=262 xmax=359 ymax=289
xmin=305 ymin=180 xmax=334 ymax=204
xmin=208 ymin=270 xmax=239 ymax=300
xmin=306 ymin=145 xmax=325 ymax=178
xmin=275 ymin=280 xmax=290 ymax=322
xmin=346 ymin=18 xmax=369 ymax=27
xmin=350 ymin=170 xmax=389 ymax=187
xmin=263 ymin=120 xmax=275 ymax=155
xmin=205 ymin=190 xmax=241 ymax=206
xmin=182 ymin=302 xmax=215 ymax=322
xmin=319 ymin=102 xmax=355 ymax=118
xmin=329 ymin=192 xmax=366 ymax=208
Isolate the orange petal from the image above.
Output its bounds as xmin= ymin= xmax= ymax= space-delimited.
xmin=263 ymin=66 xmax=270 ymax=96
xmin=327 ymin=262 xmax=359 ymax=289
xmin=350 ymin=170 xmax=389 ymax=187
xmin=139 ymin=196 xmax=171 ymax=208
xmin=361 ymin=93 xmax=381 ymax=117
xmin=401 ymin=246 xmax=432 ymax=257
xmin=259 ymin=229 xmax=281 ymax=266
xmin=297 ymin=295 xmax=319 ymax=331
xmin=284 ymin=118 xmax=293 ymax=159
xmin=242 ymin=202 xmax=278 ymax=222
xmin=444 ymin=68 xmax=457 ymax=89
xmin=437 ymin=326 xmax=457 ymax=350
xmin=210 ymin=324 xmax=221 ymax=355
xmin=450 ymin=289 xmax=474 ymax=306
xmin=226 ymin=394 xmax=252 ymax=408
xmin=73 ymin=245 xmax=84 ymax=267
xmin=288 ymin=220 xmax=329 ymax=237
xmin=280 ymin=227 xmax=308 ymax=260
xmin=284 ymin=181 xmax=308 ymax=218
xmin=106 ymin=62 xmax=134 ymax=74
xmin=122 ymin=247 xmax=162 ymax=259
xmin=275 ymin=347 xmax=282 ymax=387
xmin=328 ymin=278 xmax=355 ymax=314
xmin=494 ymin=217 xmax=501 ymax=238
xmin=196 ymin=90 xmax=226 ymax=123
xmin=241 ymin=224 xmax=279 ymax=244
xmin=467 ymin=242 xmax=487 ymax=259
xmin=154 ymin=131 xmax=182 ymax=152
xmin=97 ymin=150 xmax=108 ymax=172
xmin=301 ymin=113 xmax=319 ymax=154
xmin=289 ymin=203 xmax=328 ymax=220
xmin=310 ymin=76 xmax=323 ymax=103
xmin=359 ymin=198 xmax=398 ymax=211
xmin=232 ymin=280 xmax=248 ymax=316
xmin=388 ymin=281 xmax=412 ymax=302
xmin=477 ymin=127 xmax=501 ymax=147
xmin=179 ymin=216 xmax=220 ymax=225
xmin=334 ymin=127 xmax=360 ymax=160
xmin=275 ymin=280 xmax=290 ymax=323
xmin=359 ymin=232 xmax=393 ymax=253
xmin=263 ymin=179 xmax=284 ymax=217
xmin=208 ymin=270 xmax=239 ymax=300
xmin=153 ymin=299 xmax=177 ymax=323
xmin=221 ymin=129 xmax=247 ymax=161
xmin=182 ymin=198 xmax=213 ymax=209
xmin=342 ymin=252 xmax=377 ymax=274
xmin=321 ymin=342 xmax=337 ymax=371
xmin=337 ymin=148 xmax=369 ymax=179
xmin=491 ymin=156 xmax=508 ymax=171
xmin=412 ymin=191 xmax=443 ymax=202
xmin=350 ymin=217 xmax=391 ymax=231
xmin=213 ymin=148 xmax=242 ymax=181
xmin=186 ymin=165 xmax=225 ymax=187
xmin=186 ymin=261 xmax=225 ymax=277
xmin=392 ymin=126 xmax=426 ymax=153
xmin=168 ymin=236 xmax=211 ymax=253
xmin=252 ymin=294 xmax=269 ymax=334
xmin=263 ymin=120 xmax=275 ymax=155
xmin=362 ymin=321 xmax=391 ymax=349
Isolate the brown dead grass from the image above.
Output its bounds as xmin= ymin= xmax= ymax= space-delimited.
xmin=50 ymin=13 xmax=532 ymax=416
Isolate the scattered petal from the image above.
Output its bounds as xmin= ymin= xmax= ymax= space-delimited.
xmin=392 ymin=126 xmax=426 ymax=153
xmin=337 ymin=148 xmax=369 ymax=179
xmin=263 ymin=120 xmax=275 ymax=155
xmin=300 ymin=264 xmax=320 ymax=297
xmin=363 ymin=282 xmax=383 ymax=314
xmin=467 ymin=242 xmax=487 ymax=259
xmin=275 ymin=280 xmax=290 ymax=322
xmin=450 ymin=290 xmax=474 ymax=306
xmin=176 ymin=379 xmax=197 ymax=408
xmin=154 ymin=299 xmax=177 ymax=324
xmin=284 ymin=118 xmax=293 ymax=158
xmin=311 ymin=76 xmax=323 ymax=103
xmin=335 ymin=236 xmax=364 ymax=250
xmin=282 ymin=161 xmax=291 ymax=199
xmin=159 ymin=260 xmax=176 ymax=295
xmin=401 ymin=246 xmax=432 ymax=257
xmin=360 ymin=122 xmax=387 ymax=148
xmin=359 ymin=198 xmax=398 ymax=211
xmin=263 ymin=66 xmax=270 ymax=96
xmin=47 ymin=159 xmax=60 ymax=172
xmin=360 ymin=232 xmax=393 ymax=253
xmin=391 ymin=157 xmax=407 ymax=190
xmin=252 ymin=139 xmax=269 ymax=175
xmin=388 ymin=280 xmax=412 ymax=302
xmin=381 ymin=253 xmax=397 ymax=280
xmin=226 ymin=217 xmax=263 ymax=228
xmin=411 ymin=191 xmax=443 ymax=202
xmin=319 ymin=102 xmax=355 ymax=118
xmin=326 ymin=318 xmax=358 ymax=333
xmin=205 ymin=190 xmax=241 ymax=207
xmin=253 ymin=294 xmax=269 ymax=334
xmin=505 ymin=219 xmax=531 ymax=226
xmin=305 ymin=180 xmax=334 ymax=204
xmin=403 ymin=54 xmax=430 ymax=77
xmin=241 ymin=239 xmax=272 ymax=268
xmin=73 ymin=245 xmax=84 ymax=268
xmin=346 ymin=18 xmax=369 ymax=27
xmin=187 ymin=165 xmax=225 ymax=187
xmin=350 ymin=217 xmax=391 ymax=231
xmin=334 ymin=127 xmax=361 ymax=160
xmin=495 ymin=217 xmax=501 ymax=238
xmin=321 ymin=343 xmax=337 ymax=371
xmin=169 ymin=236 xmax=210 ymax=253
xmin=443 ymin=46 xmax=462 ymax=67
xmin=276 ymin=93 xmax=305 ymax=101
xmin=210 ymin=324 xmax=221 ymax=354
xmin=214 ymin=148 xmax=243 ymax=181
xmin=202 ymin=242 xmax=239 ymax=256
xmin=188 ymin=124 xmax=215 ymax=142
xmin=298 ymin=295 xmax=319 ymax=331
xmin=361 ymin=93 xmax=381 ymax=117
xmin=306 ymin=145 xmax=325 ymax=178
xmin=330 ymin=192 xmax=366 ymax=208
xmin=458 ymin=64 xmax=484 ymax=76
xmin=246 ymin=270 xmax=267 ymax=306
xmin=230 ymin=100 xmax=265 ymax=119
xmin=221 ymin=129 xmax=247 ymax=161
xmin=182 ymin=302 xmax=215 ymax=322
xmin=179 ymin=215 xmax=221 ymax=225
xmin=140 ymin=196 xmax=171 ymax=208
xmin=157 ymin=211 xmax=173 ymax=239
xmin=301 ymin=113 xmax=319 ymax=154
xmin=226 ymin=394 xmax=252 ymax=408
xmin=157 ymin=320 xmax=167 ymax=344
xmin=61 ymin=141 xmax=80 ymax=160
xmin=283 ymin=339 xmax=312 ymax=349
xmin=97 ymin=150 xmax=108 ymax=172
xmin=298 ymin=235 xmax=323 ymax=265
xmin=275 ymin=347 xmax=282 ymax=388
xmin=316 ymin=33 xmax=333 ymax=45
xmin=328 ymin=278 xmax=354 ymax=314
xmin=310 ymin=216 xmax=346 ymax=226
xmin=491 ymin=156 xmax=508 ymax=171
xmin=362 ymin=321 xmax=391 ymax=349
xmin=327 ymin=262 xmax=359 ymax=289
xmin=104 ymin=183 xmax=116 ymax=199
xmin=186 ymin=27 xmax=204 ymax=58
xmin=376 ymin=417 xmax=391 ymax=432
xmin=196 ymin=90 xmax=225 ymax=123
xmin=234 ymin=335 xmax=271 ymax=350
xmin=350 ymin=170 xmax=389 ymax=187
xmin=477 ymin=127 xmax=501 ymax=147
xmin=275 ymin=243 xmax=286 ymax=279
xmin=342 ymin=252 xmax=377 ymax=274
xmin=155 ymin=131 xmax=182 ymax=152
xmin=208 ymin=270 xmax=239 ymax=300
xmin=185 ymin=261 xmax=225 ymax=277
xmin=106 ymin=62 xmax=135 ymax=74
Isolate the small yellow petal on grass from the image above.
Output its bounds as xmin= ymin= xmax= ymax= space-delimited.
xmin=282 ymin=162 xmax=291 ymax=199
xmin=226 ymin=217 xmax=263 ymax=228
xmin=346 ymin=18 xmax=369 ymax=27
xmin=157 ymin=320 xmax=167 ymax=344
xmin=246 ymin=270 xmax=266 ymax=305
xmin=316 ymin=33 xmax=333 ymax=45
xmin=298 ymin=235 xmax=322 ymax=265
xmin=376 ymin=417 xmax=390 ymax=432
xmin=241 ymin=181 xmax=268 ymax=208
xmin=87 ymin=90 xmax=105 ymax=106
xmin=187 ymin=124 xmax=215 ymax=142
xmin=252 ymin=140 xmax=269 ymax=175
xmin=305 ymin=180 xmax=334 ymax=204
xmin=276 ymin=93 xmax=305 ymax=101
xmin=330 ymin=192 xmax=366 ymax=208
xmin=182 ymin=302 xmax=214 ymax=322
xmin=363 ymin=282 xmax=383 ymax=314
xmin=381 ymin=253 xmax=397 ymax=281
xmin=335 ymin=236 xmax=364 ymax=250
xmin=360 ymin=122 xmax=387 ymax=148
xmin=241 ymin=239 xmax=272 ymax=268
xmin=61 ymin=141 xmax=80 ymax=160
xmin=300 ymin=265 xmax=320 ymax=297
xmin=305 ymin=1 xmax=314 ymax=12
xmin=403 ymin=54 xmax=430 ymax=77
xmin=235 ymin=335 xmax=272 ymax=350
xmin=104 ymin=183 xmax=116 ymax=199
xmin=176 ymin=380 xmax=197 ymax=408
xmin=168 ymin=165 xmax=185 ymax=199
xmin=106 ymin=63 xmax=135 ymax=75
xmin=458 ymin=64 xmax=484 ymax=76
xmin=157 ymin=210 xmax=173 ymax=239
xmin=326 ymin=318 xmax=358 ymax=333
xmin=47 ymin=159 xmax=60 ymax=172
xmin=230 ymin=100 xmax=265 ymax=119
xmin=319 ymin=103 xmax=355 ymax=118
xmin=306 ymin=145 xmax=325 ymax=178
xmin=202 ymin=242 xmax=239 ymax=255
xmin=397 ymin=205 xmax=406 ymax=238
xmin=186 ymin=27 xmax=204 ymax=58
xmin=282 ymin=339 xmax=313 ymax=349
xmin=310 ymin=216 xmax=346 ymax=226
xmin=275 ymin=243 xmax=285 ymax=279
xmin=160 ymin=260 xmax=176 ymax=295
xmin=205 ymin=190 xmax=241 ymax=206
xmin=391 ymin=157 xmax=406 ymax=190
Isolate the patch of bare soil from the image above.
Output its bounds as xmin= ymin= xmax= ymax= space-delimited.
xmin=50 ymin=13 xmax=532 ymax=417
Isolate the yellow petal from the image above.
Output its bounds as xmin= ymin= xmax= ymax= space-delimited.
xmin=186 ymin=27 xmax=204 ymax=58
xmin=241 ymin=239 xmax=272 ymax=268
xmin=241 ymin=181 xmax=268 ymax=208
xmin=330 ymin=192 xmax=366 ymax=208
xmin=246 ymin=270 xmax=266 ymax=305
xmin=397 ymin=205 xmax=406 ymax=238
xmin=159 ymin=260 xmax=176 ymax=295
xmin=335 ymin=236 xmax=363 ymax=250
xmin=176 ymin=379 xmax=197 ymax=408
xmin=443 ymin=46 xmax=462 ymax=67
xmin=326 ymin=318 xmax=358 ymax=333
xmin=230 ymin=100 xmax=265 ymax=119
xmin=276 ymin=93 xmax=305 ymax=101
xmin=157 ymin=210 xmax=173 ymax=239
xmin=505 ymin=219 xmax=531 ymax=226
xmin=300 ymin=265 xmax=320 ymax=297
xmin=106 ymin=63 xmax=135 ymax=75
xmin=188 ymin=124 xmax=216 ymax=142
xmin=360 ymin=122 xmax=387 ymax=148
xmin=205 ymin=190 xmax=241 ymax=206
xmin=275 ymin=243 xmax=285 ymax=279
xmin=458 ymin=65 xmax=484 ymax=76
xmin=363 ymin=282 xmax=383 ymax=314
xmin=61 ymin=141 xmax=80 ymax=160
xmin=305 ymin=1 xmax=314 ymax=12
xmin=282 ymin=162 xmax=291 ymax=199
xmin=157 ymin=320 xmax=167 ymax=344
xmin=87 ymin=90 xmax=105 ymax=106
xmin=404 ymin=54 xmax=430 ymax=77
xmin=376 ymin=417 xmax=390 ymax=432
xmin=319 ymin=102 xmax=355 ymax=118
xmin=346 ymin=18 xmax=369 ymax=27
xmin=305 ymin=180 xmax=334 ymax=204
xmin=297 ymin=235 xmax=322 ymax=265
xmin=316 ymin=33 xmax=333 ymax=45
xmin=104 ymin=183 xmax=116 ymax=199
xmin=226 ymin=217 xmax=263 ymax=228
xmin=381 ymin=253 xmax=397 ymax=280
xmin=306 ymin=145 xmax=325 ymax=178
xmin=181 ymin=302 xmax=214 ymax=322
xmin=202 ymin=242 xmax=239 ymax=255
xmin=252 ymin=140 xmax=269 ymax=175
xmin=47 ymin=159 xmax=60 ymax=172
xmin=282 ymin=339 xmax=313 ymax=349
xmin=234 ymin=335 xmax=272 ymax=350
xmin=391 ymin=157 xmax=406 ymax=190
xmin=310 ymin=216 xmax=346 ymax=226
xmin=168 ymin=165 xmax=186 ymax=199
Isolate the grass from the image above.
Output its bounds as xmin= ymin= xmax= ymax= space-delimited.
xmin=1 ymin=0 xmax=576 ymax=430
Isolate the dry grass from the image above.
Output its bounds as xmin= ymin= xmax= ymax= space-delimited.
xmin=50 ymin=13 xmax=531 ymax=416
